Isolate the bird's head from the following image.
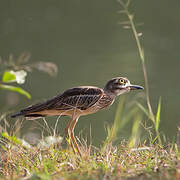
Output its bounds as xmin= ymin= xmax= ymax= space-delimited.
xmin=104 ymin=77 xmax=144 ymax=96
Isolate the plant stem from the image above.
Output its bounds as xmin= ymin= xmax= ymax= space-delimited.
xmin=118 ymin=0 xmax=154 ymax=120
xmin=118 ymin=0 xmax=162 ymax=145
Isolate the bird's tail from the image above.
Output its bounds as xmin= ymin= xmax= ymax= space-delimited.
xmin=11 ymin=112 xmax=45 ymax=120
xmin=11 ymin=112 xmax=22 ymax=118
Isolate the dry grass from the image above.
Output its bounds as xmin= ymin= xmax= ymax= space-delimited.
xmin=0 ymin=133 xmax=180 ymax=180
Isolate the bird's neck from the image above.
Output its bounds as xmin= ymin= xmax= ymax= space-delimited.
xmin=103 ymin=89 xmax=117 ymax=100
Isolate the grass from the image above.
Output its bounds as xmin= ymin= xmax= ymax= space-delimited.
xmin=0 ymin=133 xmax=180 ymax=179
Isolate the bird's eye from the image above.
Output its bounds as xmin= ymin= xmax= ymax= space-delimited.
xmin=119 ymin=79 xmax=125 ymax=85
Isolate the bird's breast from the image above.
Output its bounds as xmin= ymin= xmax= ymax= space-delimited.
xmin=95 ymin=94 xmax=115 ymax=110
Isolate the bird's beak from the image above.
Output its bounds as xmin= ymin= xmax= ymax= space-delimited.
xmin=128 ymin=84 xmax=144 ymax=90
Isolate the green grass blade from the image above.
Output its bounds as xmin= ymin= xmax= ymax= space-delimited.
xmin=1 ymin=132 xmax=21 ymax=144
xmin=102 ymin=97 xmax=125 ymax=151
xmin=111 ymin=97 xmax=125 ymax=137
xmin=0 ymin=84 xmax=31 ymax=99
xmin=155 ymin=97 xmax=161 ymax=132
xmin=128 ymin=113 xmax=141 ymax=148
xmin=137 ymin=103 xmax=152 ymax=119
xmin=118 ymin=108 xmax=137 ymax=130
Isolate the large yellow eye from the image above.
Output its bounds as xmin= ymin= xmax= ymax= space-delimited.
xmin=119 ymin=79 xmax=125 ymax=85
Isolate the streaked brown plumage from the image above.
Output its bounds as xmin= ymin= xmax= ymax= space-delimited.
xmin=11 ymin=77 xmax=143 ymax=156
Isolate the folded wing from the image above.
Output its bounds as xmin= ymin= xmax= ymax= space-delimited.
xmin=11 ymin=86 xmax=103 ymax=118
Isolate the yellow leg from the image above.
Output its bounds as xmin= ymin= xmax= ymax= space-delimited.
xmin=66 ymin=118 xmax=76 ymax=154
xmin=65 ymin=118 xmax=73 ymax=137
xmin=65 ymin=117 xmax=81 ymax=156
xmin=69 ymin=118 xmax=81 ymax=156
xmin=65 ymin=118 xmax=75 ymax=152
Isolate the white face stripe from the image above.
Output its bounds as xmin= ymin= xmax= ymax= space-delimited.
xmin=124 ymin=79 xmax=131 ymax=88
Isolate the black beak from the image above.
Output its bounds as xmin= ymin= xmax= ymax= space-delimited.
xmin=129 ymin=85 xmax=144 ymax=90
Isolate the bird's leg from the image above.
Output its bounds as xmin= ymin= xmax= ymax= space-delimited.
xmin=65 ymin=118 xmax=73 ymax=137
xmin=67 ymin=125 xmax=76 ymax=154
xmin=65 ymin=118 xmax=75 ymax=152
xmin=69 ymin=117 xmax=81 ymax=156
xmin=65 ymin=117 xmax=81 ymax=156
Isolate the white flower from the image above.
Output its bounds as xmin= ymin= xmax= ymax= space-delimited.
xmin=10 ymin=70 xmax=27 ymax=84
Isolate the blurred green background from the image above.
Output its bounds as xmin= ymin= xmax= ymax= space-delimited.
xmin=0 ymin=0 xmax=179 ymax=145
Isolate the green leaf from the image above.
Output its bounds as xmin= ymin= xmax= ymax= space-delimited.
xmin=2 ymin=71 xmax=16 ymax=83
xmin=0 ymin=84 xmax=31 ymax=99
xmin=155 ymin=97 xmax=161 ymax=132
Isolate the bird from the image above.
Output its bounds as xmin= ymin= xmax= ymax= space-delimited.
xmin=11 ymin=77 xmax=143 ymax=156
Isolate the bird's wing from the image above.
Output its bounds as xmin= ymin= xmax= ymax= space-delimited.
xmin=46 ymin=86 xmax=103 ymax=110
xmin=12 ymin=86 xmax=103 ymax=117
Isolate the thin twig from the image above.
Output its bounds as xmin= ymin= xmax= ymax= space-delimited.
xmin=54 ymin=115 xmax=61 ymax=136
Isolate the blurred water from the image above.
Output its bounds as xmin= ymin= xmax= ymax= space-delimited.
xmin=0 ymin=0 xmax=179 ymax=145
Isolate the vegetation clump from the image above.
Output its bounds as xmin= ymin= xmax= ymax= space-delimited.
xmin=0 ymin=133 xmax=180 ymax=179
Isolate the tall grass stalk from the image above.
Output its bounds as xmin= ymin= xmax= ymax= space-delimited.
xmin=118 ymin=0 xmax=162 ymax=145
xmin=102 ymin=97 xmax=125 ymax=151
xmin=128 ymin=113 xmax=141 ymax=148
xmin=102 ymin=97 xmax=142 ymax=151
